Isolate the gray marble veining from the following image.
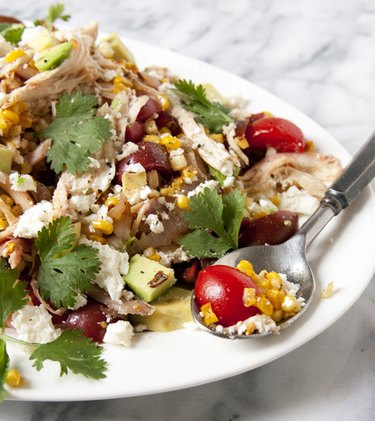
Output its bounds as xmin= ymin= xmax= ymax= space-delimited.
xmin=0 ymin=0 xmax=374 ymax=419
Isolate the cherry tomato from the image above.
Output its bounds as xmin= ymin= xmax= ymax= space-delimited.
xmin=65 ymin=302 xmax=107 ymax=343
xmin=245 ymin=117 xmax=306 ymax=152
xmin=195 ymin=265 xmax=260 ymax=327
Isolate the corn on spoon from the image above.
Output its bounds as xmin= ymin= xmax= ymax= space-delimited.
xmin=191 ymin=132 xmax=375 ymax=338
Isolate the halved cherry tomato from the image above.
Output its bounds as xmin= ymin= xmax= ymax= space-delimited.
xmin=245 ymin=117 xmax=306 ymax=152
xmin=195 ymin=265 xmax=260 ymax=327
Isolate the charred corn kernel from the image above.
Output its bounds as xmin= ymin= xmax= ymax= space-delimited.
xmin=160 ymin=126 xmax=171 ymax=134
xmin=11 ymin=205 xmax=22 ymax=217
xmin=160 ymin=187 xmax=174 ymax=196
xmin=181 ymin=167 xmax=197 ymax=180
xmin=144 ymin=119 xmax=159 ymax=135
xmin=271 ymin=309 xmax=284 ymax=323
xmin=6 ymin=369 xmax=23 ymax=388
xmin=19 ymin=115 xmax=33 ymax=128
xmin=5 ymin=49 xmax=25 ymax=63
xmin=88 ymin=233 xmax=107 ymax=245
xmin=3 ymin=109 xmax=20 ymax=125
xmin=209 ymin=133 xmax=224 ymax=143
xmin=268 ymin=195 xmax=280 ymax=206
xmin=177 ymin=195 xmax=190 ymax=209
xmin=306 ymin=140 xmax=315 ymax=152
xmin=160 ymin=135 xmax=181 ymax=151
xmin=266 ymin=271 xmax=282 ymax=289
xmin=0 ymin=194 xmax=14 ymax=207
xmin=105 ymin=196 xmax=119 ymax=209
xmin=20 ymin=161 xmax=32 ymax=174
xmin=92 ymin=220 xmax=114 ymax=235
xmin=236 ymin=260 xmax=257 ymax=279
xmin=243 ymin=287 xmax=257 ymax=307
xmin=11 ymin=101 xmax=28 ymax=114
xmin=157 ymin=93 xmax=170 ymax=110
xmin=201 ymin=302 xmax=219 ymax=325
xmin=281 ymin=294 xmax=301 ymax=313
xmin=143 ymin=134 xmax=160 ymax=143
xmin=265 ymin=288 xmax=286 ymax=310
xmin=246 ymin=322 xmax=255 ymax=335
xmin=235 ymin=136 xmax=249 ymax=149
xmin=112 ymin=75 xmax=131 ymax=93
xmin=256 ymin=296 xmax=273 ymax=316
xmin=171 ymin=177 xmax=184 ymax=191
xmin=0 ymin=217 xmax=8 ymax=231
xmin=257 ymin=278 xmax=271 ymax=294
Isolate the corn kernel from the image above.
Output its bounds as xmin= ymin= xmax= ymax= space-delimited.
xmin=157 ymin=94 xmax=170 ymax=111
xmin=306 ymin=140 xmax=315 ymax=152
xmin=88 ymin=234 xmax=107 ymax=245
xmin=177 ymin=195 xmax=190 ymax=210
xmin=256 ymin=295 xmax=273 ymax=316
xmin=268 ymin=195 xmax=280 ymax=206
xmin=281 ymin=294 xmax=301 ymax=314
xmin=170 ymin=154 xmax=187 ymax=171
xmin=200 ymin=302 xmax=219 ymax=325
xmin=105 ymin=195 xmax=119 ymax=208
xmin=143 ymin=247 xmax=156 ymax=258
xmin=6 ymin=369 xmax=23 ymax=388
xmin=271 ymin=309 xmax=284 ymax=323
xmin=4 ymin=241 xmax=15 ymax=255
xmin=160 ymin=135 xmax=181 ymax=151
xmin=235 ymin=136 xmax=249 ymax=149
xmin=19 ymin=115 xmax=33 ymax=128
xmin=11 ymin=204 xmax=22 ymax=217
xmin=181 ymin=167 xmax=197 ymax=181
xmin=0 ymin=217 xmax=9 ymax=231
xmin=92 ymin=220 xmax=114 ymax=235
xmin=266 ymin=271 xmax=282 ymax=289
xmin=148 ymin=253 xmax=161 ymax=262
xmin=246 ymin=322 xmax=255 ymax=335
xmin=257 ymin=278 xmax=271 ymax=294
xmin=143 ymin=134 xmax=160 ymax=143
xmin=0 ymin=194 xmax=14 ymax=207
xmin=160 ymin=187 xmax=174 ymax=196
xmin=11 ymin=102 xmax=28 ymax=114
xmin=99 ymin=321 xmax=108 ymax=329
xmin=243 ymin=287 xmax=257 ymax=307
xmin=209 ymin=133 xmax=224 ymax=143
xmin=3 ymin=109 xmax=20 ymax=125
xmin=236 ymin=260 xmax=257 ymax=280
xmin=144 ymin=119 xmax=159 ymax=135
xmin=8 ymin=125 xmax=22 ymax=137
xmin=5 ymin=49 xmax=25 ymax=63
xmin=159 ymin=126 xmax=171 ymax=134
xmin=265 ymin=288 xmax=286 ymax=310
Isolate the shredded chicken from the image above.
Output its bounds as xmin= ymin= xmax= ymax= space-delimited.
xmin=25 ymin=139 xmax=51 ymax=167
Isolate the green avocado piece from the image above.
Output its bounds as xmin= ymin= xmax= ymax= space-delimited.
xmin=131 ymin=287 xmax=193 ymax=332
xmin=101 ymin=33 xmax=135 ymax=63
xmin=34 ymin=41 xmax=73 ymax=72
xmin=0 ymin=145 xmax=14 ymax=173
xmin=124 ymin=254 xmax=175 ymax=302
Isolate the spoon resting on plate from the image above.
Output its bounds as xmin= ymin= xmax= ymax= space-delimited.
xmin=191 ymin=132 xmax=375 ymax=339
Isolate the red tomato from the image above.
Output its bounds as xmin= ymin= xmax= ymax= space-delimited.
xmin=245 ymin=117 xmax=306 ymax=152
xmin=195 ymin=265 xmax=260 ymax=327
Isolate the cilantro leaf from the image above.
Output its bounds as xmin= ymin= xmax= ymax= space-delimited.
xmin=43 ymin=92 xmax=112 ymax=174
xmin=36 ymin=217 xmax=101 ymax=308
xmin=179 ymin=188 xmax=245 ymax=258
xmin=45 ymin=3 xmax=71 ymax=31
xmin=0 ymin=24 xmax=24 ymax=44
xmin=0 ymin=258 xmax=28 ymax=331
xmin=174 ymin=79 xmax=232 ymax=133
xmin=30 ymin=329 xmax=107 ymax=380
xmin=0 ymin=338 xmax=9 ymax=402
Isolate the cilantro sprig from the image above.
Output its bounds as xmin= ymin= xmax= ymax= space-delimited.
xmin=0 ymin=256 xmax=106 ymax=401
xmin=43 ymin=92 xmax=112 ymax=175
xmin=0 ymin=23 xmax=24 ymax=44
xmin=179 ymin=188 xmax=246 ymax=258
xmin=35 ymin=3 xmax=71 ymax=31
xmin=36 ymin=216 xmax=101 ymax=308
xmin=174 ymin=79 xmax=233 ymax=133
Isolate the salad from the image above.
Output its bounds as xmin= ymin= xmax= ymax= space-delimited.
xmin=0 ymin=4 xmax=342 ymax=396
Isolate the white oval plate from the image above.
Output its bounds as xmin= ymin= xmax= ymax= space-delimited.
xmin=6 ymin=37 xmax=375 ymax=402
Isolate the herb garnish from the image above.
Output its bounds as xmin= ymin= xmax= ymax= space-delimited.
xmin=35 ymin=3 xmax=71 ymax=31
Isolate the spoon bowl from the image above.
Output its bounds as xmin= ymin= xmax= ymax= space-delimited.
xmin=191 ymin=132 xmax=375 ymax=339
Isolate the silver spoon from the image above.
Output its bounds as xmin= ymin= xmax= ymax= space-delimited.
xmin=191 ymin=133 xmax=375 ymax=338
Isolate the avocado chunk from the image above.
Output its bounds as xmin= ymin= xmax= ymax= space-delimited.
xmin=131 ymin=287 xmax=193 ymax=332
xmin=34 ymin=41 xmax=73 ymax=72
xmin=100 ymin=33 xmax=135 ymax=64
xmin=124 ymin=254 xmax=175 ymax=302
xmin=0 ymin=145 xmax=14 ymax=173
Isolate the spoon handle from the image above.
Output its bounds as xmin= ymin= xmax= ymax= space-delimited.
xmin=299 ymin=132 xmax=375 ymax=247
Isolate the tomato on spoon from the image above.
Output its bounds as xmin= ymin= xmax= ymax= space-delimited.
xmin=194 ymin=265 xmax=260 ymax=327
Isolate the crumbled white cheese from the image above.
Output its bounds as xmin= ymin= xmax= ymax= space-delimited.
xmin=145 ymin=213 xmax=164 ymax=234
xmin=13 ymin=200 xmax=53 ymax=238
xmin=124 ymin=163 xmax=146 ymax=173
xmin=139 ymin=186 xmax=152 ymax=200
xmin=69 ymin=193 xmax=95 ymax=214
xmin=117 ymin=142 xmax=139 ymax=161
xmin=157 ymin=197 xmax=175 ymax=211
xmin=80 ymin=237 xmax=129 ymax=301
xmin=88 ymin=157 xmax=101 ymax=169
xmin=169 ymin=148 xmax=185 ymax=157
xmin=187 ymin=180 xmax=219 ymax=198
xmin=103 ymin=70 xmax=117 ymax=81
xmin=158 ymin=246 xmax=190 ymax=267
xmin=9 ymin=172 xmax=37 ymax=192
xmin=11 ymin=305 xmax=61 ymax=344
xmin=222 ymin=176 xmax=235 ymax=188
xmin=103 ymin=320 xmax=134 ymax=347
xmin=279 ymin=186 xmax=319 ymax=224
xmin=68 ymin=293 xmax=88 ymax=311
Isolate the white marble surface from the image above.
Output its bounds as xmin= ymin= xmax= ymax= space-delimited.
xmin=0 ymin=0 xmax=374 ymax=419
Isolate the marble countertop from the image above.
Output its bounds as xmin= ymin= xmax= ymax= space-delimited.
xmin=1 ymin=0 xmax=374 ymax=419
